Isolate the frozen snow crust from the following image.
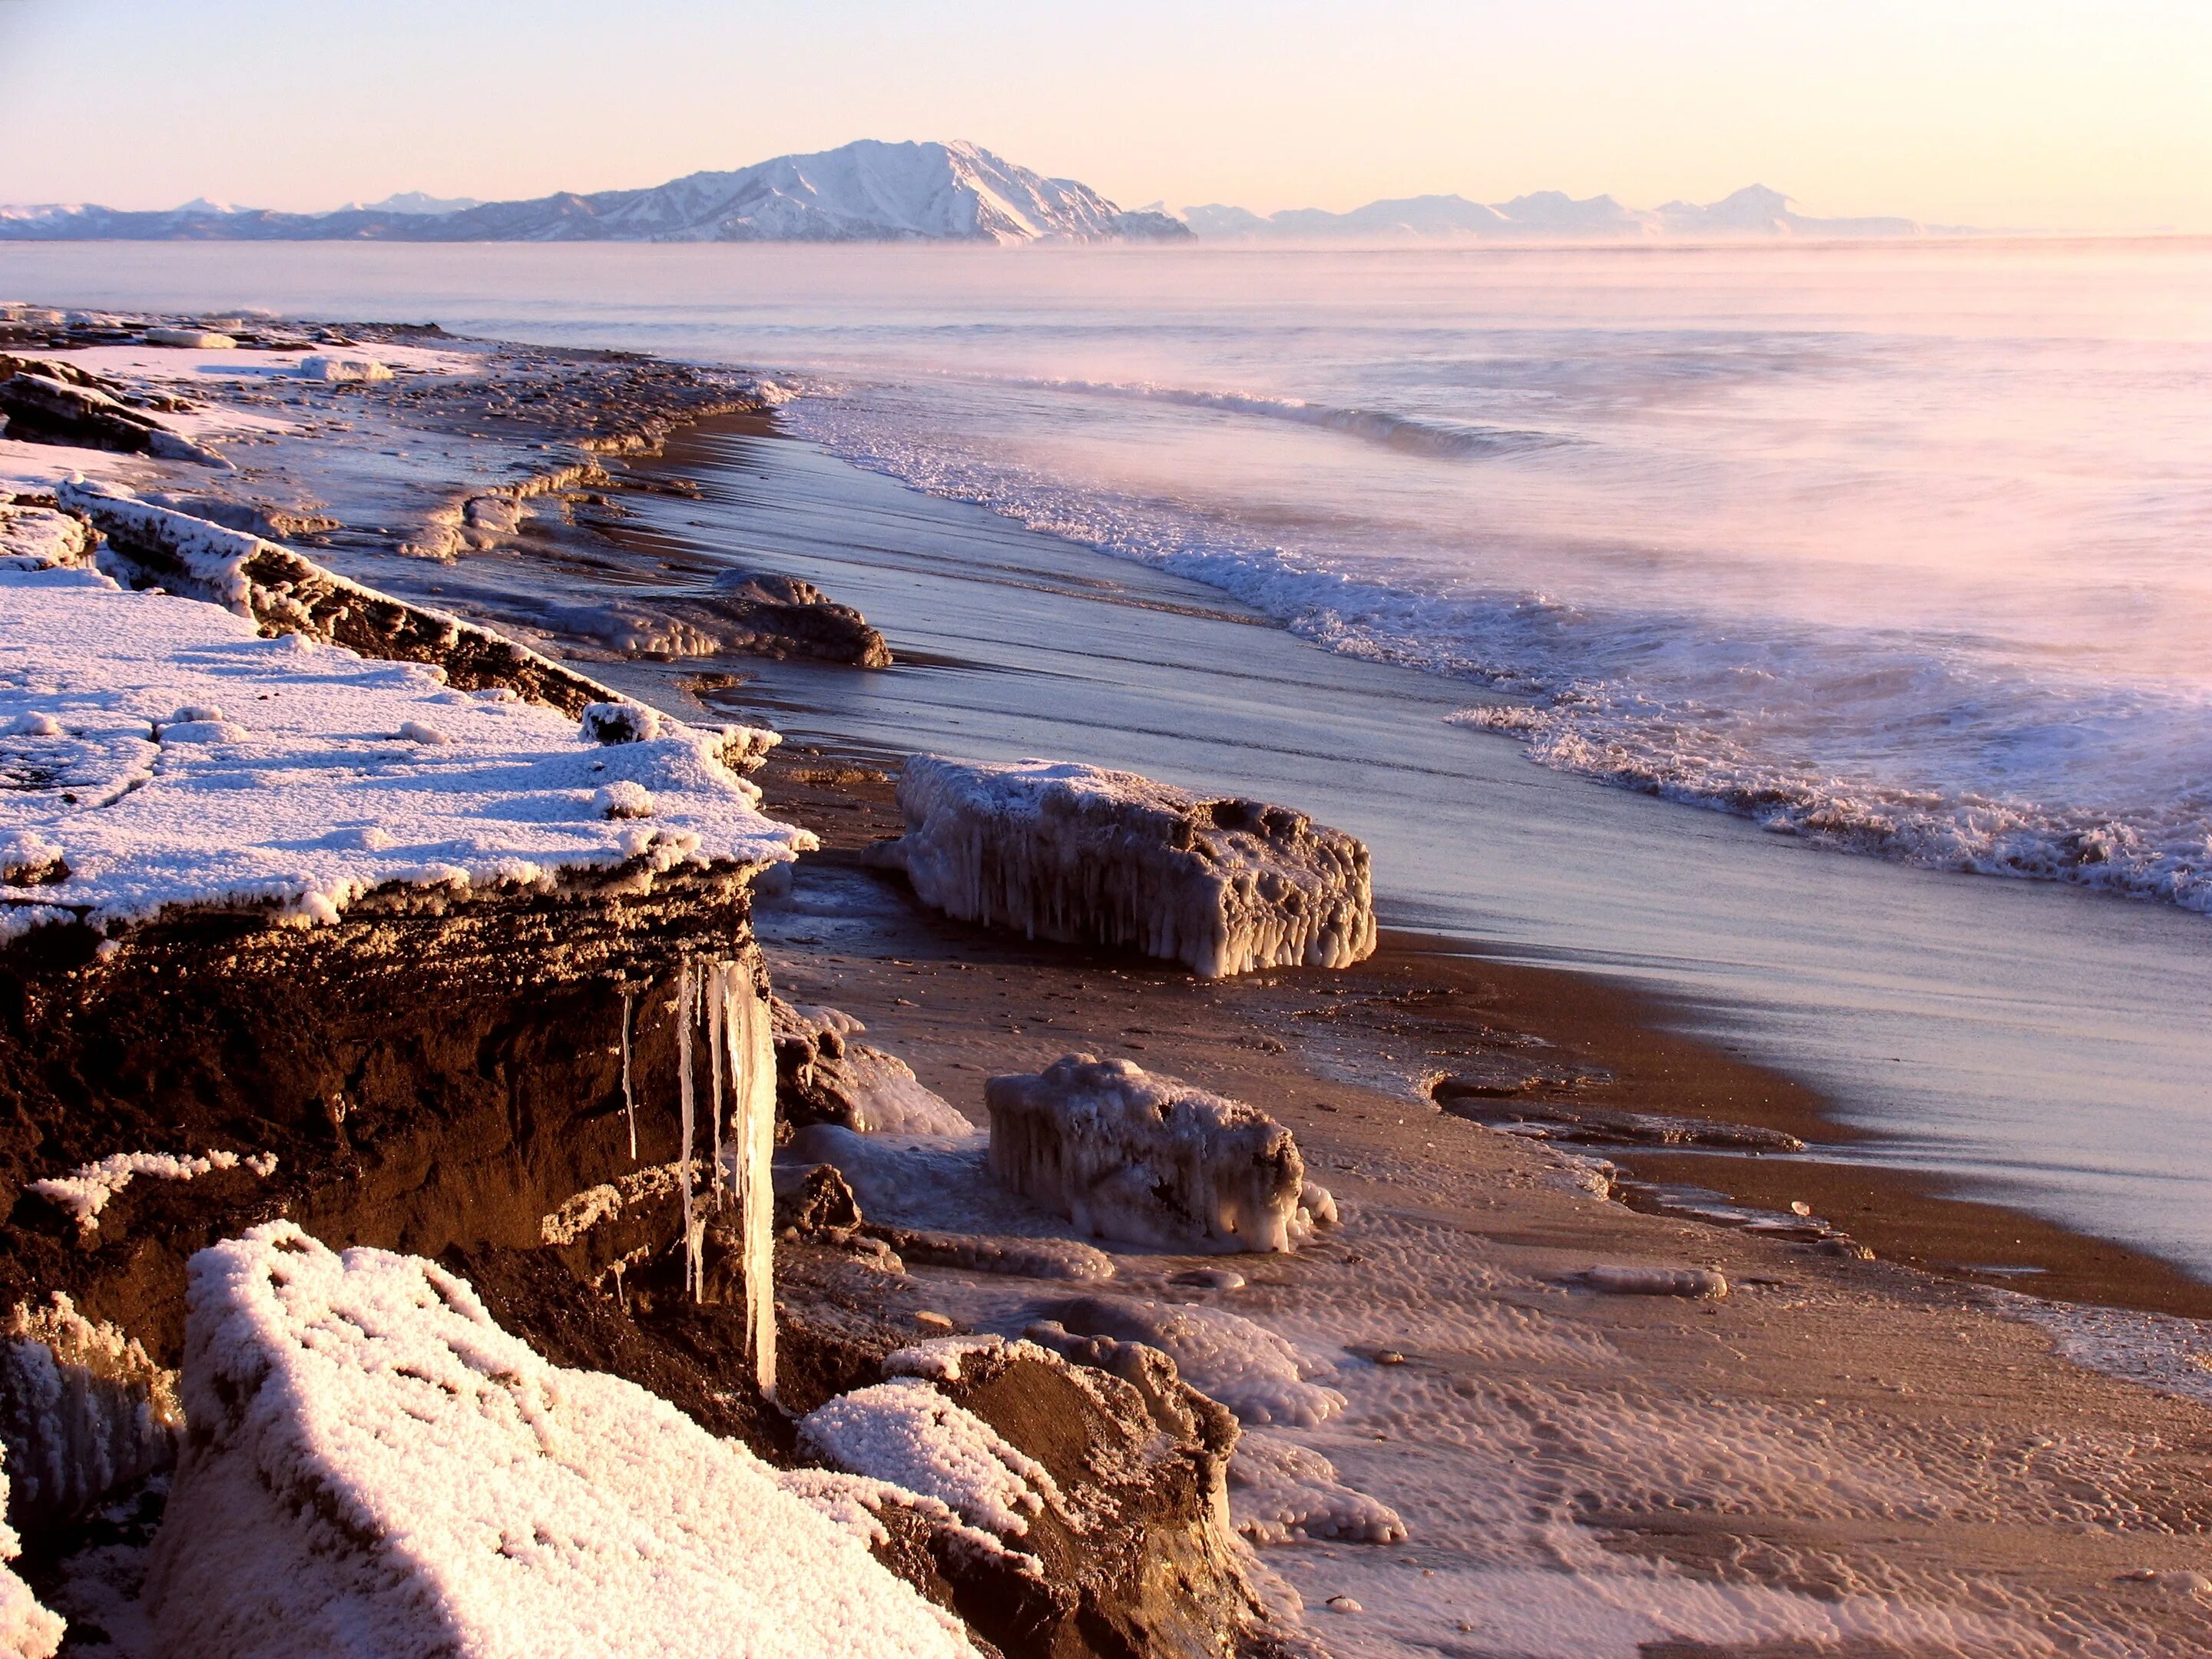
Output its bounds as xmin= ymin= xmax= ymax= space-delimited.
xmin=144 ymin=1224 xmax=979 ymax=1659
xmin=988 ymin=1054 xmax=1330 ymax=1253
xmin=0 ymin=556 xmax=806 ymax=932
xmin=885 ymin=756 xmax=1376 ymax=979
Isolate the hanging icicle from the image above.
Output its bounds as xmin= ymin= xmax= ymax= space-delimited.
xmin=707 ymin=963 xmax=729 ymax=1211
xmin=676 ymin=960 xmax=701 ymax=1302
xmin=619 ymin=986 xmax=637 ymax=1161
xmin=729 ymin=966 xmax=779 ymax=1400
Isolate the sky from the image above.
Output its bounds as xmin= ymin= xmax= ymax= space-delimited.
xmin=2 ymin=0 xmax=2208 ymax=231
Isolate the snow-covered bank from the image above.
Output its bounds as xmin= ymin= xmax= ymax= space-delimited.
xmin=0 ymin=540 xmax=805 ymax=934
xmin=145 ymin=1224 xmax=977 ymax=1659
xmin=877 ymin=757 xmax=1376 ymax=979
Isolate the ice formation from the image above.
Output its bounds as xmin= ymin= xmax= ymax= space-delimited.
xmin=878 ymin=757 xmax=1375 ymax=978
xmin=141 ymin=1225 xmax=975 ymax=1659
xmin=24 ymin=1149 xmax=274 ymax=1237
xmin=1041 ymin=1299 xmax=1346 ymax=1428
xmin=0 ymin=1445 xmax=64 ymax=1659
xmin=0 ymin=558 xmax=806 ymax=931
xmin=799 ymin=1377 xmax=1060 ymax=1542
xmin=1574 ymin=1265 xmax=1730 ymax=1299
xmin=2 ymin=1294 xmax=182 ymax=1530
xmin=1229 ymin=1431 xmax=1406 ymax=1545
xmin=985 ymin=1054 xmax=1330 ymax=1253
xmin=671 ymin=958 xmax=779 ymax=1394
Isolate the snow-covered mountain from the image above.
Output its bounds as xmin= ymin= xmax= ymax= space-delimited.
xmin=353 ymin=191 xmax=482 ymax=216
xmin=0 ymin=141 xmax=1189 ymax=244
xmin=1180 ymin=184 xmax=1925 ymax=240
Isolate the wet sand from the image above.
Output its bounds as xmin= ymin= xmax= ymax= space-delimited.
xmin=747 ymin=746 xmax=2212 ymax=1655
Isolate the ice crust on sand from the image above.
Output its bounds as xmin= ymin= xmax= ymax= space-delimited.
xmin=799 ymin=1376 xmax=1060 ymax=1542
xmin=1230 ymin=1431 xmax=1406 ymax=1545
xmin=142 ymin=1224 xmax=976 ymax=1659
xmin=879 ymin=757 xmax=1376 ymax=978
xmin=0 ymin=560 xmax=807 ymax=930
xmin=1043 ymin=1298 xmax=1346 ymax=1427
xmin=986 ymin=1054 xmax=1330 ymax=1253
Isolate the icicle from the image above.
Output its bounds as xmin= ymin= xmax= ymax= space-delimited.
xmin=619 ymin=987 xmax=637 ymax=1161
xmin=676 ymin=960 xmax=700 ymax=1302
xmin=730 ymin=970 xmax=779 ymax=1399
xmin=707 ymin=963 xmax=728 ymax=1211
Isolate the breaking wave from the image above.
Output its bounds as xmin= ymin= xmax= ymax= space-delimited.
xmin=982 ymin=376 xmax=1565 ymax=459
xmin=778 ymin=376 xmax=2212 ymax=922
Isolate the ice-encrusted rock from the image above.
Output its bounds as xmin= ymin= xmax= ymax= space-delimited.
xmin=1230 ymin=1430 xmax=1406 ymax=1545
xmin=876 ymin=757 xmax=1375 ymax=978
xmin=142 ymin=1224 xmax=978 ymax=1659
xmin=0 ymin=1294 xmax=181 ymax=1530
xmin=0 ymin=502 xmax=92 ymax=571
xmin=0 ymin=373 xmax=225 ymax=465
xmin=0 ymin=1445 xmax=64 ymax=1659
xmin=986 ymin=1054 xmax=1333 ymax=1253
xmin=1035 ymin=1299 xmax=1347 ymax=1428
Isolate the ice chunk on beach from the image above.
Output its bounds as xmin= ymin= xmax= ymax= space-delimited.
xmin=877 ymin=757 xmax=1376 ymax=978
xmin=1041 ymin=1297 xmax=1346 ymax=1427
xmin=986 ymin=1054 xmax=1327 ymax=1253
xmin=1574 ymin=1264 xmax=1729 ymax=1299
xmin=142 ymin=1224 xmax=976 ymax=1659
xmin=295 ymin=353 xmax=392 ymax=384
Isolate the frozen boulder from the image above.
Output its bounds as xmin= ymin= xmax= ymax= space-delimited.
xmin=985 ymin=1054 xmax=1333 ymax=1253
xmin=876 ymin=757 xmax=1375 ymax=978
xmin=773 ymin=997 xmax=975 ymax=1134
xmin=143 ymin=1224 xmax=978 ymax=1659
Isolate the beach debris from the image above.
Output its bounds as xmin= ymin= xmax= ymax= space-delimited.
xmin=1038 ymin=1297 xmax=1346 ymax=1427
xmin=1572 ymin=1264 xmax=1730 ymax=1299
xmin=987 ymin=1053 xmax=1334 ymax=1253
xmin=1432 ymin=1086 xmax=1806 ymax=1151
xmin=1372 ymin=1349 xmax=1406 ymax=1365
xmin=872 ymin=756 xmax=1375 ymax=978
xmin=914 ymin=1311 xmax=956 ymax=1333
xmin=2118 ymin=1569 xmax=2212 ymax=1596
xmin=1170 ymin=1267 xmax=1247 ymax=1290
xmin=1612 ymin=1177 xmax=1874 ymax=1257
xmin=141 ymin=1224 xmax=973 ymax=1659
xmin=1324 ymin=1595 xmax=1364 ymax=1614
xmin=1233 ymin=1429 xmax=1406 ymax=1545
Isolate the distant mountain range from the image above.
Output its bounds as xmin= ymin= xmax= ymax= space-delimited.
xmin=1182 ymin=184 xmax=1924 ymax=240
xmin=0 ymin=141 xmax=1187 ymax=245
xmin=0 ymin=142 xmax=1932 ymax=244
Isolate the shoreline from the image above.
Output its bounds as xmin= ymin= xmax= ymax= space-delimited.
xmin=628 ymin=412 xmax=2212 ymax=1325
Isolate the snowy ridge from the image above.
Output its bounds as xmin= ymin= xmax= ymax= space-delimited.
xmin=142 ymin=1224 xmax=978 ymax=1658
xmin=1181 ymin=183 xmax=1924 ymax=240
xmin=0 ymin=559 xmax=809 ymax=934
xmin=0 ymin=141 xmax=1190 ymax=246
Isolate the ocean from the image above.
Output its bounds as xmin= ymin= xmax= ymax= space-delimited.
xmin=8 ymin=237 xmax=2212 ymax=1280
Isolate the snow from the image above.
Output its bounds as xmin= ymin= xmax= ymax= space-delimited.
xmin=0 ymin=1462 xmax=63 ymax=1658
xmin=0 ymin=504 xmax=91 ymax=571
xmin=881 ymin=757 xmax=1376 ymax=978
xmin=846 ymin=1046 xmax=975 ymax=1135
xmin=798 ymin=1376 xmax=1059 ymax=1542
xmin=0 ymin=558 xmax=808 ymax=932
xmin=24 ymin=1150 xmax=275 ymax=1237
xmin=985 ymin=1054 xmax=1328 ymax=1253
xmin=142 ymin=1224 xmax=978 ymax=1659
xmin=1229 ymin=1431 xmax=1406 ymax=1545
xmin=1037 ymin=1300 xmax=1346 ymax=1428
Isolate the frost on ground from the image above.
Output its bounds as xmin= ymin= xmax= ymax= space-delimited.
xmin=144 ymin=1224 xmax=976 ymax=1659
xmin=25 ymin=1150 xmax=275 ymax=1237
xmin=0 ymin=558 xmax=807 ymax=933
xmin=986 ymin=1054 xmax=1332 ymax=1253
xmin=798 ymin=1376 xmax=1058 ymax=1547
xmin=877 ymin=757 xmax=1376 ymax=978
xmin=1038 ymin=1298 xmax=1347 ymax=1428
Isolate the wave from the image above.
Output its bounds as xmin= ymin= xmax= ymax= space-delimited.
xmin=983 ymin=376 xmax=1567 ymax=459
xmin=776 ymin=380 xmax=2212 ymax=922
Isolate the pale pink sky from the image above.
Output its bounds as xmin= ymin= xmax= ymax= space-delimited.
xmin=2 ymin=0 xmax=2207 ymax=230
